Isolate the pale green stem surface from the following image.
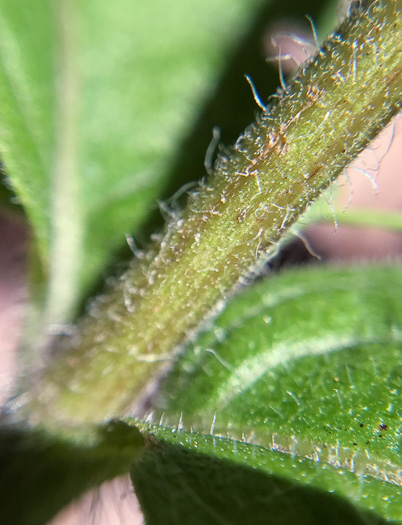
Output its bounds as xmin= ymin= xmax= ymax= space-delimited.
xmin=17 ymin=0 xmax=402 ymax=427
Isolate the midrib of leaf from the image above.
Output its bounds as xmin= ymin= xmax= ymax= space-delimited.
xmin=43 ymin=0 xmax=83 ymax=326
xmin=212 ymin=334 xmax=402 ymax=409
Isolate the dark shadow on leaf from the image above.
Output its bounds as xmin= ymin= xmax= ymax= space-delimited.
xmin=131 ymin=440 xmax=394 ymax=525
xmin=0 ymin=420 xmax=143 ymax=525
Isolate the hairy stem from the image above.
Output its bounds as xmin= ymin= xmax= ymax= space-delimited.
xmin=15 ymin=0 xmax=401 ymax=427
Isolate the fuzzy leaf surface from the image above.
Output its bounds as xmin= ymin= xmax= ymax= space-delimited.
xmin=144 ymin=264 xmax=402 ymax=521
xmin=130 ymin=425 xmax=400 ymax=525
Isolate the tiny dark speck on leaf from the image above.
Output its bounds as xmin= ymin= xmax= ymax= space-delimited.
xmin=359 ymin=423 xmax=364 ymax=428
xmin=379 ymin=424 xmax=388 ymax=430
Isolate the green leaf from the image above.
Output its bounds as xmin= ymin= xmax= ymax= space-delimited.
xmin=303 ymin=198 xmax=402 ymax=234
xmin=326 ymin=208 xmax=402 ymax=233
xmin=130 ymin=426 xmax=399 ymax=525
xmin=144 ymin=264 xmax=402 ymax=520
xmin=0 ymin=419 xmax=144 ymax=525
xmin=0 ymin=0 xmax=266 ymax=322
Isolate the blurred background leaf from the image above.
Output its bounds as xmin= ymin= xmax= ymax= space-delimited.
xmin=0 ymin=0 xmax=267 ymax=324
xmin=0 ymin=0 xmax=337 ymax=329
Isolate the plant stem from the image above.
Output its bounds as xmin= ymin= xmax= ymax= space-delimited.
xmin=15 ymin=0 xmax=401 ymax=427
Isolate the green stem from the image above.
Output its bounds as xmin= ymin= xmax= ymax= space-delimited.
xmin=17 ymin=0 xmax=401 ymax=426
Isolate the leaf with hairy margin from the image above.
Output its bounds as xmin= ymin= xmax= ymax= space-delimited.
xmin=130 ymin=424 xmax=400 ymax=525
xmin=135 ymin=264 xmax=402 ymax=521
